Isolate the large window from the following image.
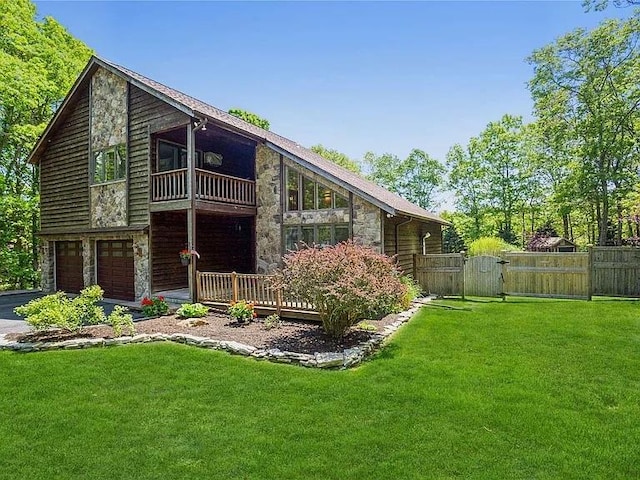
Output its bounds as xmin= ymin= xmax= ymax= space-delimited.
xmin=284 ymin=224 xmax=350 ymax=251
xmin=157 ymin=140 xmax=202 ymax=172
xmin=93 ymin=144 xmax=126 ymax=184
xmin=286 ymin=167 xmax=348 ymax=211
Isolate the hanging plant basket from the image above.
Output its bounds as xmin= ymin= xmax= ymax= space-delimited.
xmin=180 ymin=256 xmax=190 ymax=266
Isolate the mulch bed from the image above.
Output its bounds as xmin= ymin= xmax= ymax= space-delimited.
xmin=6 ymin=311 xmax=400 ymax=355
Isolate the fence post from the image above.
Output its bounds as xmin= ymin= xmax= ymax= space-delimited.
xmin=460 ymin=251 xmax=466 ymax=300
xmin=231 ymin=271 xmax=238 ymax=303
xmin=276 ymin=288 xmax=282 ymax=316
xmin=587 ymin=245 xmax=593 ymax=301
xmin=196 ymin=271 xmax=201 ymax=302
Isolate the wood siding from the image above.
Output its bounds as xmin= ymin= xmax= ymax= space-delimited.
xmin=151 ymin=211 xmax=188 ymax=291
xmin=40 ymin=90 xmax=90 ymax=230
xmin=128 ymin=85 xmax=189 ymax=225
xmin=196 ymin=215 xmax=254 ymax=274
xmin=384 ymin=217 xmax=442 ymax=274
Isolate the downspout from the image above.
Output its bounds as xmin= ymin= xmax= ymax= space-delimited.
xmin=422 ymin=232 xmax=432 ymax=255
xmin=395 ymin=216 xmax=413 ymax=256
xmin=188 ymin=117 xmax=208 ymax=301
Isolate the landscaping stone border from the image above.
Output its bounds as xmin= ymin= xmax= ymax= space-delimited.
xmin=0 ymin=299 xmax=431 ymax=369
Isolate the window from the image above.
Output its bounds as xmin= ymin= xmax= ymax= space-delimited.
xmin=157 ymin=140 xmax=202 ymax=172
xmin=287 ymin=168 xmax=299 ymax=210
xmin=284 ymin=224 xmax=350 ymax=251
xmin=93 ymin=144 xmax=126 ymax=184
xmin=285 ymin=167 xmax=350 ymax=211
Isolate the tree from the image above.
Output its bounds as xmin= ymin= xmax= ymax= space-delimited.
xmin=529 ymin=14 xmax=640 ymax=245
xmin=0 ymin=0 xmax=93 ymax=289
xmin=365 ymin=149 xmax=445 ymax=210
xmin=227 ymin=108 xmax=270 ymax=130
xmin=310 ymin=144 xmax=361 ymax=173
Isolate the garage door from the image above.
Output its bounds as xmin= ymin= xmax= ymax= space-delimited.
xmin=55 ymin=241 xmax=84 ymax=293
xmin=97 ymin=240 xmax=135 ymax=301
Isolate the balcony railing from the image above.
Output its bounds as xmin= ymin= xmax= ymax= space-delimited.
xmin=151 ymin=168 xmax=256 ymax=206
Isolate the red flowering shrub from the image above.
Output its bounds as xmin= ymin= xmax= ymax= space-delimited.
xmin=275 ymin=240 xmax=407 ymax=338
xmin=140 ymin=296 xmax=169 ymax=317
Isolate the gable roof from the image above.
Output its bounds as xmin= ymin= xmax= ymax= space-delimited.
xmin=29 ymin=55 xmax=448 ymax=225
xmin=532 ymin=236 xmax=576 ymax=249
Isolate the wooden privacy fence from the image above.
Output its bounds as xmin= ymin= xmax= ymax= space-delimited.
xmin=197 ymin=271 xmax=315 ymax=314
xmin=414 ymin=246 xmax=640 ymax=300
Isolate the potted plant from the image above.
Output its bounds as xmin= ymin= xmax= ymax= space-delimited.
xmin=179 ymin=249 xmax=200 ymax=266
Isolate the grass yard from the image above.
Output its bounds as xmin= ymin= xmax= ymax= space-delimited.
xmin=1 ymin=297 xmax=639 ymax=479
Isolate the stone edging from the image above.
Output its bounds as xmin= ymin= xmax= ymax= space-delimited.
xmin=0 ymin=299 xmax=431 ymax=369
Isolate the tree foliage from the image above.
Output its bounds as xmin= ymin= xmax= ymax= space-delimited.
xmin=228 ymin=108 xmax=270 ymax=130
xmin=365 ymin=149 xmax=445 ymax=210
xmin=310 ymin=144 xmax=361 ymax=173
xmin=0 ymin=0 xmax=92 ymax=289
xmin=528 ymin=14 xmax=640 ymax=245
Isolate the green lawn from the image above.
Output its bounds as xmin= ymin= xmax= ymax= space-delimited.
xmin=1 ymin=297 xmax=639 ymax=479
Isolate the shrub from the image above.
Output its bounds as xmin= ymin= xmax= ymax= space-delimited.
xmin=468 ymin=237 xmax=519 ymax=257
xmin=399 ymin=275 xmax=422 ymax=309
xmin=107 ymin=305 xmax=135 ymax=336
xmin=228 ymin=300 xmax=257 ymax=323
xmin=14 ymin=285 xmax=108 ymax=333
xmin=274 ymin=240 xmax=407 ymax=339
xmin=355 ymin=320 xmax=377 ymax=332
xmin=176 ymin=303 xmax=209 ymax=319
xmin=140 ymin=296 xmax=169 ymax=317
xmin=263 ymin=313 xmax=281 ymax=330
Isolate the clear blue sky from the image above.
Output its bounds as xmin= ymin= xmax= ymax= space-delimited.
xmin=34 ymin=0 xmax=627 ymax=209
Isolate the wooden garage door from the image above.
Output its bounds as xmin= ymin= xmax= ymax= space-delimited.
xmin=56 ymin=241 xmax=84 ymax=293
xmin=97 ymin=240 xmax=135 ymax=301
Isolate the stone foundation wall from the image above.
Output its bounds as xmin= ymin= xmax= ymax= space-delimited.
xmin=90 ymin=181 xmax=127 ymax=228
xmin=255 ymin=144 xmax=282 ymax=274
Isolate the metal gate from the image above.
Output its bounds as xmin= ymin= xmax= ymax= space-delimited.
xmin=464 ymin=255 xmax=503 ymax=297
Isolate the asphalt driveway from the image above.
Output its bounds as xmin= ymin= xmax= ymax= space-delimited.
xmin=0 ymin=291 xmax=144 ymax=335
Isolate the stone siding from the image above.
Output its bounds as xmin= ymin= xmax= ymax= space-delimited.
xmin=133 ymin=233 xmax=150 ymax=300
xmin=39 ymin=241 xmax=54 ymax=293
xmin=255 ymin=144 xmax=282 ymax=274
xmin=352 ymin=196 xmax=382 ymax=251
xmin=91 ymin=68 xmax=127 ymax=150
xmin=90 ymin=181 xmax=127 ymax=228
xmin=82 ymin=238 xmax=93 ymax=287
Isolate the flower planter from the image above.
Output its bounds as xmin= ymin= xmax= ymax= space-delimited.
xmin=180 ymin=257 xmax=190 ymax=266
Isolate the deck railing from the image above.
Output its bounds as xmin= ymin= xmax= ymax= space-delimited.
xmin=197 ymin=271 xmax=315 ymax=312
xmin=151 ymin=168 xmax=187 ymax=201
xmin=151 ymin=169 xmax=256 ymax=206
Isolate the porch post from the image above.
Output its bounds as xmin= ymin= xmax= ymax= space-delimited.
xmin=186 ymin=122 xmax=197 ymax=302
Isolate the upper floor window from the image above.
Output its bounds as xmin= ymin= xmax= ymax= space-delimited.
xmin=286 ymin=167 xmax=348 ymax=211
xmin=93 ymin=144 xmax=126 ymax=184
xmin=157 ymin=140 xmax=202 ymax=172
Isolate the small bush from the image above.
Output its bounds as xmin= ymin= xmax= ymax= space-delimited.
xmin=176 ymin=303 xmax=209 ymax=319
xmin=14 ymin=285 xmax=107 ymax=333
xmin=355 ymin=321 xmax=377 ymax=332
xmin=274 ymin=240 xmax=407 ymax=339
xmin=228 ymin=300 xmax=257 ymax=323
xmin=107 ymin=305 xmax=135 ymax=336
xmin=263 ymin=313 xmax=281 ymax=330
xmin=399 ymin=275 xmax=422 ymax=309
xmin=468 ymin=237 xmax=519 ymax=257
xmin=140 ymin=296 xmax=169 ymax=317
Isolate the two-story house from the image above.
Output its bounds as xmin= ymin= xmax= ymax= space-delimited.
xmin=27 ymin=56 xmax=448 ymax=302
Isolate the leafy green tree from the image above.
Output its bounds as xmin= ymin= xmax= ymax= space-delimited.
xmin=310 ymin=144 xmax=361 ymax=173
xmin=0 ymin=0 xmax=92 ymax=289
xmin=365 ymin=149 xmax=445 ymax=210
xmin=529 ymin=14 xmax=640 ymax=245
xmin=228 ymin=108 xmax=270 ymax=130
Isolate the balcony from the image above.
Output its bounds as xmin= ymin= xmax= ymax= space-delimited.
xmin=151 ymin=168 xmax=256 ymax=213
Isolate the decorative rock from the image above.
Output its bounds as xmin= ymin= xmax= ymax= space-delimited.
xmin=177 ymin=318 xmax=209 ymax=328
xmin=343 ymin=347 xmax=364 ymax=368
xmin=315 ymin=352 xmax=344 ymax=369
